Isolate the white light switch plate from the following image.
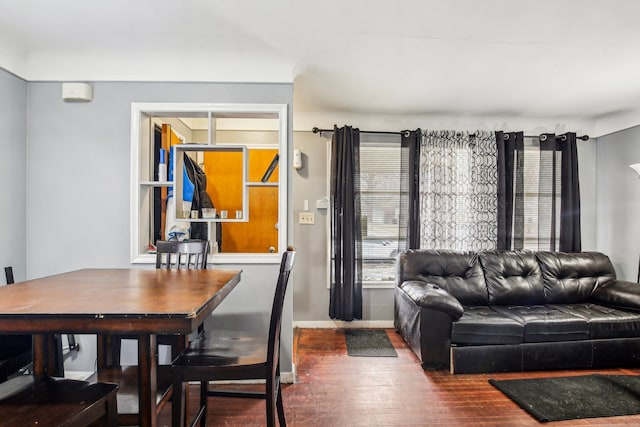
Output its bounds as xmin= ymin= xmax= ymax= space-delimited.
xmin=299 ymin=212 xmax=315 ymax=224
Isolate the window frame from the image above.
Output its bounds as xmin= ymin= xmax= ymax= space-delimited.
xmin=130 ymin=102 xmax=288 ymax=264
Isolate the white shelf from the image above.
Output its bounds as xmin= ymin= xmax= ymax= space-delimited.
xmin=140 ymin=181 xmax=173 ymax=187
xmin=173 ymin=144 xmax=248 ymax=223
xmin=247 ymin=182 xmax=278 ymax=187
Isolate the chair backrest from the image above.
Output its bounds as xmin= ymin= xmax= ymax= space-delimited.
xmin=4 ymin=267 xmax=14 ymax=285
xmin=155 ymin=240 xmax=209 ymax=270
xmin=1 ymin=266 xmax=33 ymax=382
xmin=267 ymin=247 xmax=296 ymax=377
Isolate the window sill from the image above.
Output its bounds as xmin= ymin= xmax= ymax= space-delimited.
xmin=363 ymin=281 xmax=395 ymax=289
xmin=325 ymin=281 xmax=395 ymax=290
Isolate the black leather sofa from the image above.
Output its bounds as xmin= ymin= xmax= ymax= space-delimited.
xmin=394 ymin=249 xmax=640 ymax=374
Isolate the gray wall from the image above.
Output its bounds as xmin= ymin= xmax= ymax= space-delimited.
xmin=292 ymin=132 xmax=331 ymax=321
xmin=595 ymin=126 xmax=640 ymax=280
xmin=25 ymin=81 xmax=294 ymax=372
xmin=0 ymin=69 xmax=27 ymax=283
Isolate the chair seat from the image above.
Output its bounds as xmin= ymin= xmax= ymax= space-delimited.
xmin=172 ymin=330 xmax=268 ymax=378
xmin=0 ymin=375 xmax=118 ymax=427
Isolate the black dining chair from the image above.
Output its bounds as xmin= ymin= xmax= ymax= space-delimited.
xmin=2 ymin=266 xmax=76 ymax=379
xmin=171 ymin=247 xmax=295 ymax=427
xmin=156 ymin=240 xmax=210 ymax=270
xmin=110 ymin=240 xmax=210 ymax=366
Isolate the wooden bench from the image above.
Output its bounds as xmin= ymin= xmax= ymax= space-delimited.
xmin=0 ymin=375 xmax=118 ymax=427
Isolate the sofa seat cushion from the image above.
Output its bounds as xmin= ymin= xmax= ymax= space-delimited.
xmin=553 ymin=303 xmax=640 ymax=339
xmin=493 ymin=305 xmax=590 ymax=342
xmin=451 ymin=306 xmax=524 ymax=345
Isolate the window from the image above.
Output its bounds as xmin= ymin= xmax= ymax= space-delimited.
xmin=130 ymin=103 xmax=288 ymax=264
xmin=359 ymin=138 xmax=405 ymax=285
xmin=519 ymin=138 xmax=562 ymax=250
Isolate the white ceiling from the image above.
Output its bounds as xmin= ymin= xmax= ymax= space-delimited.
xmin=2 ymin=0 xmax=640 ymax=136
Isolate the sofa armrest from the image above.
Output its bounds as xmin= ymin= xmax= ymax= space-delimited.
xmin=398 ymin=281 xmax=464 ymax=320
xmin=590 ymin=279 xmax=640 ymax=311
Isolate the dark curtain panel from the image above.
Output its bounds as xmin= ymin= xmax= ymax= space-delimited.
xmin=497 ymin=131 xmax=581 ymax=252
xmin=559 ymin=132 xmax=581 ymax=252
xmin=401 ymin=129 xmax=421 ymax=249
xmin=496 ymin=131 xmax=523 ymax=250
xmin=329 ymin=125 xmax=362 ymax=321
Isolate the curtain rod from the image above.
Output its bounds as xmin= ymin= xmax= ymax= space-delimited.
xmin=312 ymin=127 xmax=410 ymax=137
xmin=313 ymin=127 xmax=589 ymax=141
xmin=504 ymin=133 xmax=590 ymax=141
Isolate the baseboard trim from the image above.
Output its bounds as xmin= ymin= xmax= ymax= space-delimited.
xmin=64 ymin=371 xmax=94 ymax=381
xmin=281 ymin=370 xmax=295 ymax=384
xmin=293 ymin=320 xmax=394 ymax=329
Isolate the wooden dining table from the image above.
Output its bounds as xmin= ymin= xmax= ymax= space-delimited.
xmin=0 ymin=268 xmax=242 ymax=427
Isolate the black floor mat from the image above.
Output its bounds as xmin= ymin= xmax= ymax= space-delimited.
xmin=489 ymin=374 xmax=640 ymax=422
xmin=344 ymin=329 xmax=397 ymax=357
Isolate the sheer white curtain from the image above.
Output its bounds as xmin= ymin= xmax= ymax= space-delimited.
xmin=419 ymin=130 xmax=498 ymax=250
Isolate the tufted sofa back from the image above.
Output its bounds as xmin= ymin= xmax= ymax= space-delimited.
xmin=397 ymin=249 xmax=617 ymax=306
xmin=536 ymin=251 xmax=616 ymax=303
xmin=397 ymin=249 xmax=488 ymax=305
xmin=479 ymin=251 xmax=545 ymax=305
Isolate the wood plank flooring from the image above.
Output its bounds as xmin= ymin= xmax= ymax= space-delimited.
xmin=157 ymin=328 xmax=640 ymax=426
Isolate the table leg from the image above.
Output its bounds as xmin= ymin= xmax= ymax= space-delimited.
xmin=96 ymin=334 xmax=107 ymax=370
xmin=137 ymin=334 xmax=157 ymax=427
xmin=97 ymin=334 xmax=119 ymax=369
xmin=32 ymin=334 xmax=46 ymax=378
xmin=33 ymin=334 xmax=60 ymax=377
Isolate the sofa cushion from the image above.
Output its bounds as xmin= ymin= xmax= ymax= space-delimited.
xmin=553 ymin=303 xmax=640 ymax=339
xmin=397 ymin=249 xmax=487 ymax=305
xmin=451 ymin=306 xmax=524 ymax=345
xmin=479 ymin=251 xmax=545 ymax=305
xmin=493 ymin=305 xmax=590 ymax=342
xmin=537 ymin=251 xmax=616 ymax=303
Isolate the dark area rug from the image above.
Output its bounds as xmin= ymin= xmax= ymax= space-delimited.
xmin=344 ymin=329 xmax=397 ymax=357
xmin=489 ymin=374 xmax=640 ymax=422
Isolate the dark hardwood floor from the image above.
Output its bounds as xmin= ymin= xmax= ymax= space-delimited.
xmin=158 ymin=328 xmax=640 ymax=426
